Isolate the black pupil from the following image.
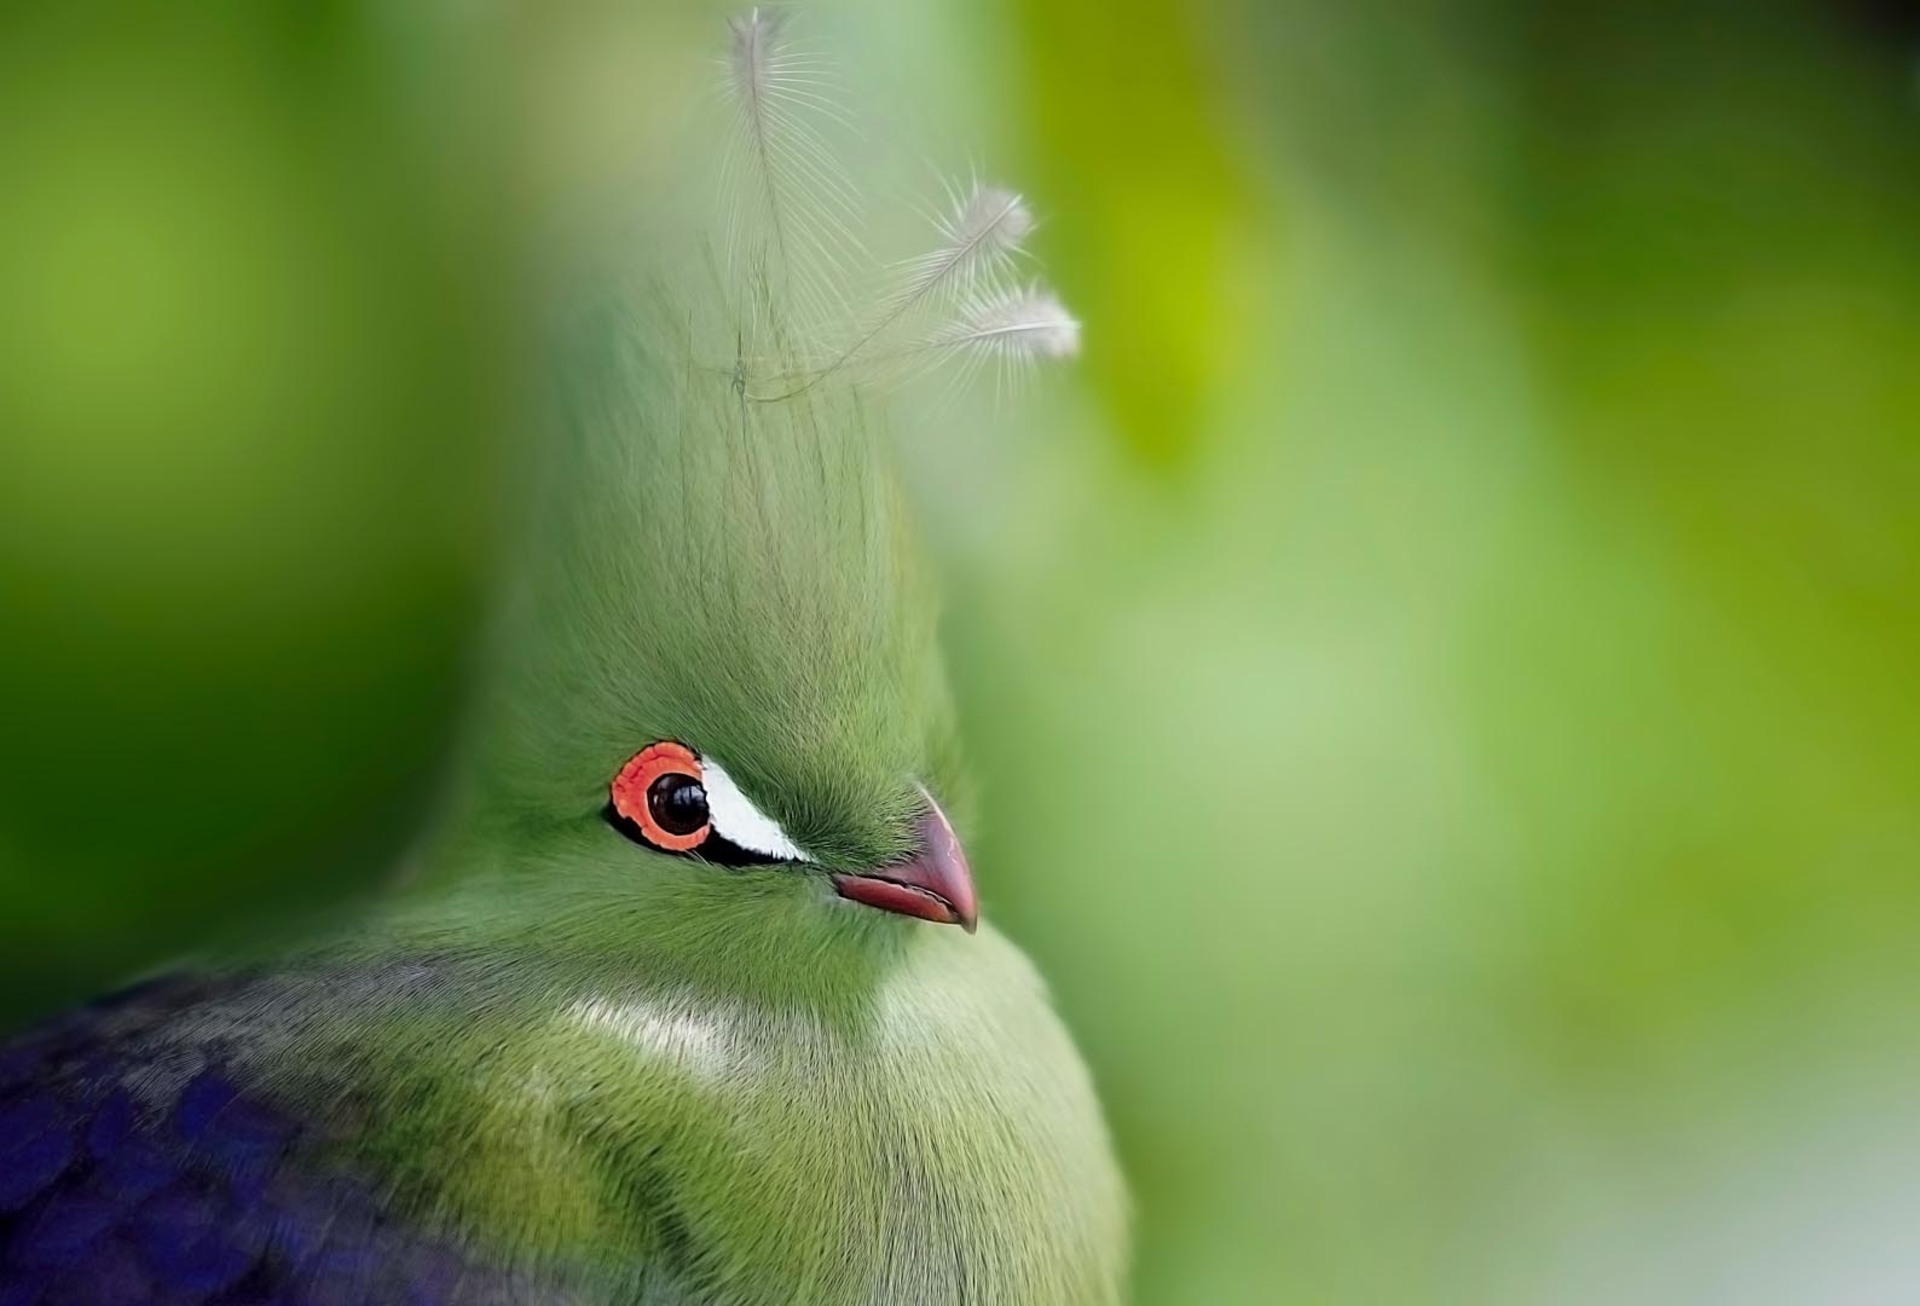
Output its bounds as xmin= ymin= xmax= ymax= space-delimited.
xmin=646 ymin=773 xmax=709 ymax=838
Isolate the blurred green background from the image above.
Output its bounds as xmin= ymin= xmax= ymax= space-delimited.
xmin=4 ymin=0 xmax=1919 ymax=1300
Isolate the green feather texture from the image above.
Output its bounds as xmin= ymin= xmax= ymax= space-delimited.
xmin=126 ymin=8 xmax=1128 ymax=1305
xmin=458 ymin=293 xmax=953 ymax=876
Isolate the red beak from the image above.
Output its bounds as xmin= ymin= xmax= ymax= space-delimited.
xmin=831 ymin=794 xmax=978 ymax=932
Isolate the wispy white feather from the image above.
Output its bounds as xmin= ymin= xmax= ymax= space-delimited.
xmin=896 ymin=181 xmax=1034 ymax=307
xmin=931 ymin=284 xmax=1081 ymax=363
xmin=720 ymin=8 xmax=864 ymax=357
xmin=714 ymin=9 xmax=1076 ymax=403
xmin=770 ymin=180 xmax=1036 ymax=394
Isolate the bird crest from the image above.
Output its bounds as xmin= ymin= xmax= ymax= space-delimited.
xmin=714 ymin=5 xmax=1079 ymax=402
xmin=453 ymin=6 xmax=1077 ymax=882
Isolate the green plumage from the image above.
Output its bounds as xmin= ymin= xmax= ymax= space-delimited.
xmin=0 ymin=11 xmax=1126 ymax=1302
xmin=242 ymin=288 xmax=1129 ymax=1300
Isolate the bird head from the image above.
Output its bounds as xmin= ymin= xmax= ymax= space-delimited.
xmin=566 ymin=317 xmax=979 ymax=936
xmin=412 ymin=10 xmax=1078 ymax=965
xmin=425 ymin=304 xmax=985 ymax=953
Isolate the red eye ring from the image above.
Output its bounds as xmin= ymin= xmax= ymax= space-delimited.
xmin=610 ymin=741 xmax=710 ymax=852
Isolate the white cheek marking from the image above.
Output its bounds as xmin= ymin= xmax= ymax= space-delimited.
xmin=701 ymin=756 xmax=808 ymax=862
xmin=566 ymin=995 xmax=743 ymax=1082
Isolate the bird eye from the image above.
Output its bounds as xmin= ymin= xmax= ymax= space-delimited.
xmin=610 ymin=741 xmax=710 ymax=852
xmin=647 ymin=772 xmax=709 ymax=838
xmin=606 ymin=741 xmax=808 ymax=866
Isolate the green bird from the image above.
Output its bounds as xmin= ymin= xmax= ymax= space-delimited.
xmin=0 ymin=8 xmax=1126 ymax=1305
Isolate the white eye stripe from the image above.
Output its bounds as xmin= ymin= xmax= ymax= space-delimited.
xmin=700 ymin=756 xmax=808 ymax=863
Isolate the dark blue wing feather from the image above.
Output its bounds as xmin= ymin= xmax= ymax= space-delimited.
xmin=0 ymin=977 xmax=542 ymax=1306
